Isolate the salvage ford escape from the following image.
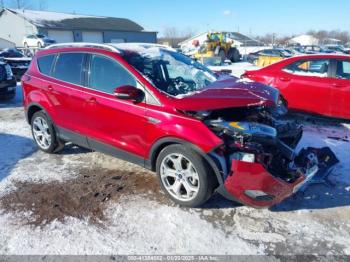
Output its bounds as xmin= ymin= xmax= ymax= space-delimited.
xmin=22 ymin=43 xmax=338 ymax=208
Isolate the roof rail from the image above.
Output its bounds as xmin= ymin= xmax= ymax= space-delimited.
xmin=45 ymin=42 xmax=121 ymax=53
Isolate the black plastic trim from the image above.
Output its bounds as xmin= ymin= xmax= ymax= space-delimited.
xmin=87 ymin=138 xmax=145 ymax=167
xmin=56 ymin=127 xmax=90 ymax=148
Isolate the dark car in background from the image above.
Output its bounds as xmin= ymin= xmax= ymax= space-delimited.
xmin=247 ymin=48 xmax=292 ymax=64
xmin=324 ymin=45 xmax=350 ymax=54
xmin=0 ymin=61 xmax=16 ymax=100
xmin=0 ymin=48 xmax=32 ymax=81
xmin=302 ymin=45 xmax=334 ymax=54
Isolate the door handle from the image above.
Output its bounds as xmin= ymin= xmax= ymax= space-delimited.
xmin=47 ymin=85 xmax=53 ymax=91
xmin=86 ymin=97 xmax=97 ymax=104
xmin=332 ymin=83 xmax=345 ymax=88
xmin=279 ymin=77 xmax=291 ymax=82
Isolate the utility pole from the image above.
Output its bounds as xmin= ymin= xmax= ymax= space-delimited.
xmin=16 ymin=0 xmax=20 ymax=9
xmin=1 ymin=0 xmax=4 ymax=8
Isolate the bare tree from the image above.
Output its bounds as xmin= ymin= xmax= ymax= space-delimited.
xmin=10 ymin=0 xmax=32 ymax=9
xmin=38 ymin=0 xmax=47 ymax=10
xmin=163 ymin=26 xmax=179 ymax=47
xmin=182 ymin=27 xmax=197 ymax=38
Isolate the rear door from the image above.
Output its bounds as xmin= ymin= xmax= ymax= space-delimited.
xmin=329 ymin=59 xmax=350 ymax=118
xmin=277 ymin=58 xmax=332 ymax=115
xmin=49 ymin=52 xmax=91 ymax=146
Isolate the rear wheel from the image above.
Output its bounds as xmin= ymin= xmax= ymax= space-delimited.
xmin=31 ymin=111 xmax=64 ymax=153
xmin=228 ymin=48 xmax=241 ymax=62
xmin=219 ymin=49 xmax=226 ymax=63
xmin=156 ymin=144 xmax=216 ymax=207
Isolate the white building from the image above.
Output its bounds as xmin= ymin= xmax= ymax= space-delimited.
xmin=289 ymin=34 xmax=319 ymax=46
xmin=0 ymin=8 xmax=157 ymax=47
xmin=0 ymin=37 xmax=15 ymax=49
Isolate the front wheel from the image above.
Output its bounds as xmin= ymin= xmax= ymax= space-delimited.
xmin=156 ymin=144 xmax=216 ymax=207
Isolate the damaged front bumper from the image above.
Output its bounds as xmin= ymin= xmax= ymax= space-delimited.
xmin=218 ymin=147 xmax=338 ymax=208
xmin=203 ymin=107 xmax=339 ymax=208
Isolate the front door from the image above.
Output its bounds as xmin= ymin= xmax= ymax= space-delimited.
xmin=83 ymin=53 xmax=148 ymax=163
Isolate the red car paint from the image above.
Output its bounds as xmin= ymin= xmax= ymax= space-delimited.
xmin=22 ymin=45 xmax=311 ymax=208
xmin=225 ymin=160 xmax=305 ymax=208
xmin=170 ymin=78 xmax=278 ymax=111
xmin=243 ymin=54 xmax=350 ymax=119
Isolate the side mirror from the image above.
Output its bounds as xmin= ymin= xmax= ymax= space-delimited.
xmin=113 ymin=85 xmax=144 ymax=103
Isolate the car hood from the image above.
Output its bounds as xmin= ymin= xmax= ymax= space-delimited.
xmin=171 ymin=77 xmax=279 ymax=111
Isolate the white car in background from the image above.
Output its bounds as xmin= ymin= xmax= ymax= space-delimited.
xmin=22 ymin=34 xmax=56 ymax=48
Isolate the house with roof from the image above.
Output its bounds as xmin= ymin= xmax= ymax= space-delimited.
xmin=288 ymin=34 xmax=319 ymax=46
xmin=0 ymin=8 xmax=157 ymax=47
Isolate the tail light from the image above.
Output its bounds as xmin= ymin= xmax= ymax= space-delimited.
xmin=241 ymin=72 xmax=254 ymax=79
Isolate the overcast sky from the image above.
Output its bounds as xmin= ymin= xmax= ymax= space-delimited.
xmin=39 ymin=0 xmax=350 ymax=36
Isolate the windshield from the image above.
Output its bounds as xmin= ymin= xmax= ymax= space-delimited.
xmin=36 ymin=34 xmax=46 ymax=38
xmin=120 ymin=45 xmax=218 ymax=96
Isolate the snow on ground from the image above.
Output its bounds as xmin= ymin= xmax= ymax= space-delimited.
xmin=0 ymin=70 xmax=350 ymax=255
xmin=208 ymin=62 xmax=258 ymax=78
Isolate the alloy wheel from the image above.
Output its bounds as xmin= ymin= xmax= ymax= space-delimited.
xmin=32 ymin=116 xmax=52 ymax=150
xmin=160 ymin=153 xmax=200 ymax=202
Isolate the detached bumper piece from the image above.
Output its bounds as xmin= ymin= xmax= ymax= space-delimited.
xmin=223 ymin=147 xmax=339 ymax=208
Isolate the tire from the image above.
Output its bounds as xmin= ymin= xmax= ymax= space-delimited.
xmin=219 ymin=49 xmax=226 ymax=63
xmin=156 ymin=144 xmax=217 ymax=207
xmin=37 ymin=42 xmax=42 ymax=48
xmin=228 ymin=48 xmax=241 ymax=63
xmin=30 ymin=111 xmax=64 ymax=153
xmin=24 ymin=42 xmax=29 ymax=49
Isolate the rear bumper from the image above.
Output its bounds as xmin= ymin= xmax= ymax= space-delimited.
xmin=223 ymin=160 xmax=305 ymax=208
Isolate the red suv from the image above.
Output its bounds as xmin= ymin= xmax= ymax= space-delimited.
xmin=22 ymin=43 xmax=336 ymax=208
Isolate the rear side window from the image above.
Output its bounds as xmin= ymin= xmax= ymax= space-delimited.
xmin=283 ymin=59 xmax=330 ymax=78
xmin=335 ymin=60 xmax=350 ymax=80
xmin=89 ymin=54 xmax=136 ymax=94
xmin=37 ymin=54 xmax=56 ymax=76
xmin=53 ymin=53 xmax=85 ymax=85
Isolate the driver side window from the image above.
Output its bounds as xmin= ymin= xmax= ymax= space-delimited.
xmin=89 ymin=54 xmax=137 ymax=94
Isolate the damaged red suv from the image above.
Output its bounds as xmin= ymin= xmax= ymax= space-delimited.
xmin=22 ymin=43 xmax=337 ymax=208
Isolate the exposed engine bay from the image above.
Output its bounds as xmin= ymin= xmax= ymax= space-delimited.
xmin=187 ymin=106 xmax=338 ymax=185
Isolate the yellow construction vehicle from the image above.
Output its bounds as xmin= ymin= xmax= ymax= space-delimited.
xmin=194 ymin=32 xmax=241 ymax=65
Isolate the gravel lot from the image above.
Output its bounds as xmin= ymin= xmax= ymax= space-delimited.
xmin=1 ymin=69 xmax=350 ymax=255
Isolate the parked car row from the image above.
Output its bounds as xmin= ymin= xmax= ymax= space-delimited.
xmin=247 ymin=45 xmax=350 ymax=67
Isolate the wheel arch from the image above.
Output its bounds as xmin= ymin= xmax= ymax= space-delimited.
xmin=148 ymin=137 xmax=224 ymax=186
xmin=26 ymin=102 xmax=54 ymax=124
xmin=26 ymin=103 xmax=45 ymax=123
